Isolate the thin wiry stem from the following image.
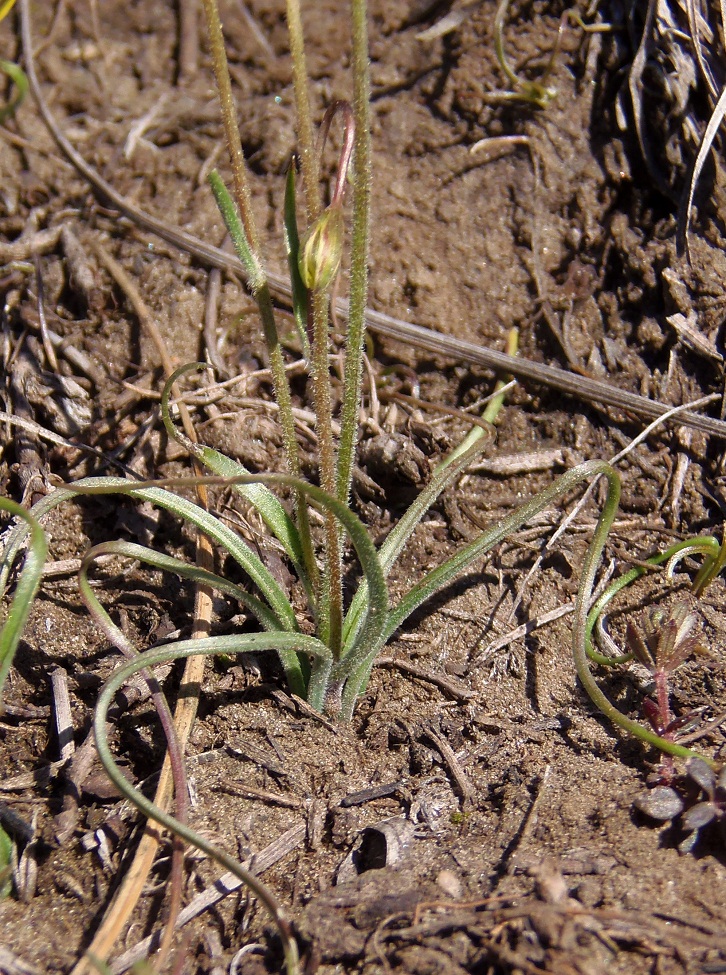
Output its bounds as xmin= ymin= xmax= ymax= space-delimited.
xmin=584 ymin=536 xmax=721 ymax=667
xmin=285 ymin=0 xmax=320 ymax=221
xmin=337 ymin=0 xmax=371 ymax=507
xmin=309 ymin=287 xmax=343 ymax=657
xmin=201 ymin=0 xmax=259 ymax=252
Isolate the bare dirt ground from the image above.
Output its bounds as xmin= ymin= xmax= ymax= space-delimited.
xmin=1 ymin=1 xmax=726 ymax=973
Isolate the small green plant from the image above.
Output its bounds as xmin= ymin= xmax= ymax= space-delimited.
xmin=0 ymin=498 xmax=46 ymax=710
xmin=0 ymin=0 xmax=28 ymax=125
xmin=2 ymin=0 xmax=725 ymax=967
xmin=626 ymin=602 xmax=705 ymax=744
xmin=0 ymin=824 xmax=12 ymax=899
xmin=582 ymin=533 xmax=725 ymax=770
xmin=489 ymin=0 xmax=618 ymax=110
xmin=493 ymin=0 xmax=558 ymax=108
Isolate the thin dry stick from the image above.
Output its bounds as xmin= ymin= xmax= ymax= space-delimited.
xmin=49 ymin=666 xmax=74 ymax=764
xmin=16 ymin=308 xmax=106 ymax=385
xmin=420 ymin=722 xmax=476 ymax=804
xmin=374 ymin=656 xmax=475 ymax=701
xmin=177 ymin=0 xmax=199 ymax=83
xmin=203 ymin=266 xmax=228 ymax=376
xmin=18 ymin=0 xmax=726 ymax=441
xmin=33 ymin=256 xmax=59 ymax=373
xmin=475 ymin=602 xmax=575 ymax=662
xmin=0 ymin=225 xmax=62 ymax=261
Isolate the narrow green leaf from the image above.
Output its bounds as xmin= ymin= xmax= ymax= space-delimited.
xmin=161 ymin=365 xmax=315 ymax=607
xmin=79 ymin=540 xmax=306 ymax=696
xmin=0 ymin=59 xmax=28 ymax=124
xmin=0 ymin=498 xmax=47 ymax=708
xmin=208 ymin=169 xmax=264 ymax=292
xmin=283 ymin=163 xmax=310 ymax=355
xmin=382 ymin=461 xmax=612 ymax=643
xmin=342 ymin=432 xmax=491 ymax=651
xmin=69 ymin=478 xmax=299 ymax=632
xmin=0 ymin=825 xmax=12 ymax=899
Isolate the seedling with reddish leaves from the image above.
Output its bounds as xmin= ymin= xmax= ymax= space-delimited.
xmin=626 ymin=603 xmax=705 ymax=755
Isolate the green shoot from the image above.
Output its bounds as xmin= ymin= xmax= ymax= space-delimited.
xmin=583 ymin=531 xmax=725 ymax=769
xmin=0 ymin=824 xmax=12 ymax=899
xmin=0 ymin=58 xmax=28 ymax=124
xmin=0 ymin=1 xmax=28 ymax=125
xmin=493 ymin=0 xmax=557 ymax=108
xmin=0 ymin=498 xmax=47 ymax=711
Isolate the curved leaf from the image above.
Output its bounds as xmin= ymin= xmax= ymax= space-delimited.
xmin=79 ymin=539 xmax=307 ymax=696
xmin=161 ymin=364 xmax=316 ymax=607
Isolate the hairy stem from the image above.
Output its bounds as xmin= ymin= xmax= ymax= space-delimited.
xmin=285 ymin=0 xmax=320 ymax=221
xmin=309 ymin=287 xmax=343 ymax=657
xmin=336 ymin=0 xmax=371 ymax=507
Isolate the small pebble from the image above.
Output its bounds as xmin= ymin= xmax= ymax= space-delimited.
xmin=436 ymin=868 xmax=463 ymax=898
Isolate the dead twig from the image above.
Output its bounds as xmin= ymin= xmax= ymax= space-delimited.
xmin=60 ymin=226 xmax=104 ymax=313
xmin=375 ymin=656 xmax=475 ymax=702
xmin=203 ymin=266 xmax=229 ymax=377
xmin=177 ymin=0 xmax=199 ymax=83
xmin=474 ymin=602 xmax=575 ymax=663
xmin=420 ymin=722 xmax=476 ymax=805
xmin=49 ymin=667 xmax=74 ymax=764
xmin=32 ymin=256 xmax=58 ymax=374
xmin=54 ymin=729 xmax=100 ymax=845
xmin=0 ymin=947 xmax=42 ymax=975
xmin=215 ymin=781 xmax=301 ymax=809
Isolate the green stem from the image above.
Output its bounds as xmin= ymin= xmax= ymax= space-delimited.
xmin=691 ymin=528 xmax=726 ymax=594
xmin=482 ymin=327 xmax=518 ymax=425
xmin=0 ymin=58 xmax=28 ymax=124
xmin=493 ymin=0 xmax=556 ymax=108
xmin=309 ymin=288 xmax=343 ymax=656
xmin=202 ymin=0 xmax=261 ymax=252
xmin=285 ymin=0 xmax=320 ymax=221
xmin=201 ymin=2 xmax=316 ymax=578
xmin=207 ymin=172 xmax=318 ymax=590
xmin=336 ymin=0 xmax=371 ymax=508
xmin=584 ymin=536 xmax=720 ymax=667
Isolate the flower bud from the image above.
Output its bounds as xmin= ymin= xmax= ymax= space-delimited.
xmin=298 ymin=202 xmax=344 ymax=291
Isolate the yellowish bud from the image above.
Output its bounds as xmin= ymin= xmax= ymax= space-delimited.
xmin=298 ymin=203 xmax=344 ymax=291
